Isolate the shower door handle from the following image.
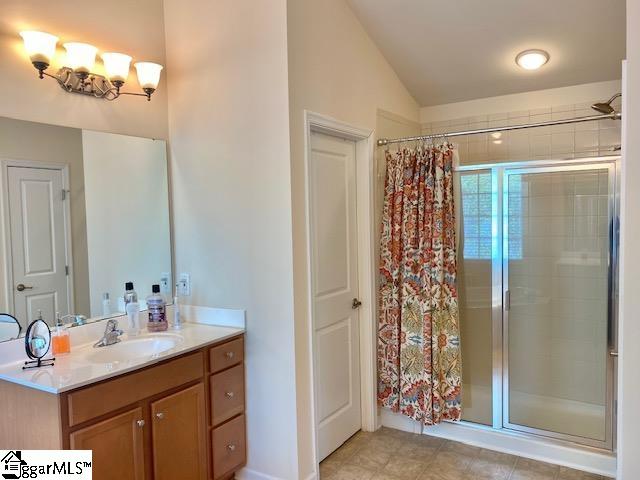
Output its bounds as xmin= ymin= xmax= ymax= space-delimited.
xmin=504 ymin=290 xmax=510 ymax=311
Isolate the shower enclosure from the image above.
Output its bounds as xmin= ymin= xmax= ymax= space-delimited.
xmin=456 ymin=156 xmax=618 ymax=450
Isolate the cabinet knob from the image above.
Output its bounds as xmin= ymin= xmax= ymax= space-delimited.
xmin=227 ymin=444 xmax=236 ymax=452
xmin=225 ymin=391 xmax=235 ymax=398
xmin=155 ymin=412 xmax=165 ymax=420
xmin=136 ymin=420 xmax=145 ymax=428
xmin=225 ymin=351 xmax=234 ymax=359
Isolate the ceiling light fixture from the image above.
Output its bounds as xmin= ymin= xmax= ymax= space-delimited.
xmin=19 ymin=30 xmax=162 ymax=101
xmin=515 ymin=49 xmax=549 ymax=70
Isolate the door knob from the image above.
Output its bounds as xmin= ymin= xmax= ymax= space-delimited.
xmin=352 ymin=298 xmax=362 ymax=309
xmin=16 ymin=284 xmax=33 ymax=292
xmin=136 ymin=420 xmax=145 ymax=428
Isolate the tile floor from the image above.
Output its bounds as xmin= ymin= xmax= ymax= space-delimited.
xmin=319 ymin=427 xmax=609 ymax=480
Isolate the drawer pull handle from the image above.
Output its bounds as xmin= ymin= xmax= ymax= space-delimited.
xmin=136 ymin=420 xmax=145 ymax=428
xmin=225 ymin=351 xmax=235 ymax=359
xmin=227 ymin=444 xmax=236 ymax=452
xmin=225 ymin=391 xmax=235 ymax=398
xmin=155 ymin=412 xmax=165 ymax=420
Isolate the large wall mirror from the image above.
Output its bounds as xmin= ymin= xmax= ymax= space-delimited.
xmin=0 ymin=116 xmax=172 ymax=342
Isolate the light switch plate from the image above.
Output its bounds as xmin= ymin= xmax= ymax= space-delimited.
xmin=178 ymin=273 xmax=191 ymax=296
xmin=160 ymin=272 xmax=172 ymax=295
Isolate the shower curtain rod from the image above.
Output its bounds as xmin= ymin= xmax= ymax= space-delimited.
xmin=376 ymin=112 xmax=622 ymax=147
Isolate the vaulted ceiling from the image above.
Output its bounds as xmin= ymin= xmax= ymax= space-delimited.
xmin=347 ymin=0 xmax=625 ymax=106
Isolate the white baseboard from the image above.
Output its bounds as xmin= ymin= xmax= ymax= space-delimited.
xmin=381 ymin=410 xmax=616 ymax=477
xmin=235 ymin=468 xmax=282 ymax=480
xmin=235 ymin=468 xmax=317 ymax=480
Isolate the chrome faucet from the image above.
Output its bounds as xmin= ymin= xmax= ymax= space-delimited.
xmin=94 ymin=319 xmax=124 ymax=348
xmin=61 ymin=313 xmax=87 ymax=327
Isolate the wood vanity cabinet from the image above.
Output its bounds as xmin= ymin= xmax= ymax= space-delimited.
xmin=0 ymin=334 xmax=246 ymax=480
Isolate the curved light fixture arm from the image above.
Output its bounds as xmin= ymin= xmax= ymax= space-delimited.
xmin=39 ymin=66 xmax=155 ymax=102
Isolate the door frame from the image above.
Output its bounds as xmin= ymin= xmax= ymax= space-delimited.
xmin=303 ymin=111 xmax=377 ymax=468
xmin=0 ymin=158 xmax=75 ymax=317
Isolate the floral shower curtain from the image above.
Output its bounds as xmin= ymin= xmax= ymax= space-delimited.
xmin=377 ymin=144 xmax=462 ymax=425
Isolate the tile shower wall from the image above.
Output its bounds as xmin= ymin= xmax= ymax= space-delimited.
xmin=422 ymin=102 xmax=621 ymax=165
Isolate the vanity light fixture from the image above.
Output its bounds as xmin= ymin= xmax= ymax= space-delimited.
xmin=19 ymin=30 xmax=163 ymax=101
xmin=516 ymin=49 xmax=549 ymax=70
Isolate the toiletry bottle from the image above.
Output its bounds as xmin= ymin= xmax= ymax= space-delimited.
xmin=172 ymin=285 xmax=182 ymax=330
xmin=126 ymin=300 xmax=140 ymax=336
xmin=124 ymin=282 xmax=138 ymax=307
xmin=102 ymin=292 xmax=111 ymax=316
xmin=147 ymin=284 xmax=168 ymax=332
xmin=51 ymin=312 xmax=71 ymax=355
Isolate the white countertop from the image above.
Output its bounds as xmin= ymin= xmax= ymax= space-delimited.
xmin=0 ymin=307 xmax=245 ymax=394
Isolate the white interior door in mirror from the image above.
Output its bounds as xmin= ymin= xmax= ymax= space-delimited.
xmin=309 ymin=131 xmax=361 ymax=461
xmin=7 ymin=166 xmax=71 ymax=327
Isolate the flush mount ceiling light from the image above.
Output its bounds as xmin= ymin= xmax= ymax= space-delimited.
xmin=515 ymin=49 xmax=550 ymax=70
xmin=19 ymin=30 xmax=163 ymax=101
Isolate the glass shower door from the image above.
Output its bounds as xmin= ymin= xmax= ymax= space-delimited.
xmin=503 ymin=163 xmax=615 ymax=448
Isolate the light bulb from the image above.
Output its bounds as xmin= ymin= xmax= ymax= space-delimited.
xmin=63 ymin=42 xmax=97 ymax=75
xmin=20 ymin=31 xmax=58 ymax=66
xmin=102 ymin=52 xmax=132 ymax=85
xmin=134 ymin=62 xmax=163 ymax=96
xmin=515 ymin=50 xmax=549 ymax=70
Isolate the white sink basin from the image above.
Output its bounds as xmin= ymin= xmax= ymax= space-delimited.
xmin=86 ymin=334 xmax=183 ymax=364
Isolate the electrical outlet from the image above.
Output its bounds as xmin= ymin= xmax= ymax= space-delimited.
xmin=178 ymin=273 xmax=191 ymax=296
xmin=160 ymin=272 xmax=172 ymax=295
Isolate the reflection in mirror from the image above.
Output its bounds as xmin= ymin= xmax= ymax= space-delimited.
xmin=0 ymin=116 xmax=172 ymax=342
xmin=0 ymin=313 xmax=20 ymax=341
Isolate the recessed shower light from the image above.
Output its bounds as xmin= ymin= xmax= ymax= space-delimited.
xmin=516 ymin=49 xmax=549 ymax=70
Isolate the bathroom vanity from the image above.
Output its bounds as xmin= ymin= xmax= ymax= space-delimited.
xmin=0 ymin=322 xmax=246 ymax=480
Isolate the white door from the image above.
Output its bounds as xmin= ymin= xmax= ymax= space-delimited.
xmin=7 ymin=166 xmax=70 ymax=327
xmin=309 ymin=132 xmax=361 ymax=461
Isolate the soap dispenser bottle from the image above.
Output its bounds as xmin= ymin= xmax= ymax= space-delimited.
xmin=51 ymin=312 xmax=71 ymax=355
xmin=147 ymin=284 xmax=168 ymax=332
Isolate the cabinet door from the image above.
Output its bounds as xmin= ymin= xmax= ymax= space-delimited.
xmin=151 ymin=383 xmax=207 ymax=480
xmin=69 ymin=407 xmax=145 ymax=480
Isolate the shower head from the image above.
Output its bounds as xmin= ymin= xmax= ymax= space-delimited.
xmin=591 ymin=93 xmax=622 ymax=115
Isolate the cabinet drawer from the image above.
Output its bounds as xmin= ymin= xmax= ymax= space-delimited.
xmin=67 ymin=352 xmax=203 ymax=427
xmin=211 ymin=365 xmax=244 ymax=426
xmin=209 ymin=337 xmax=243 ymax=373
xmin=212 ymin=414 xmax=246 ymax=479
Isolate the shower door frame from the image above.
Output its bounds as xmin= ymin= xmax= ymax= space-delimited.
xmin=457 ymin=155 xmax=619 ymax=452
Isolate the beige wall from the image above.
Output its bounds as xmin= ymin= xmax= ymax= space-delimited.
xmin=286 ymin=0 xmax=419 ymax=476
xmin=0 ymin=0 xmax=168 ymax=139
xmin=163 ymin=1 xmax=299 ymax=478
xmin=0 ymin=117 xmax=90 ymax=320
xmin=618 ymin=1 xmax=639 ymax=477
xmin=420 ymin=80 xmax=622 ymax=124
